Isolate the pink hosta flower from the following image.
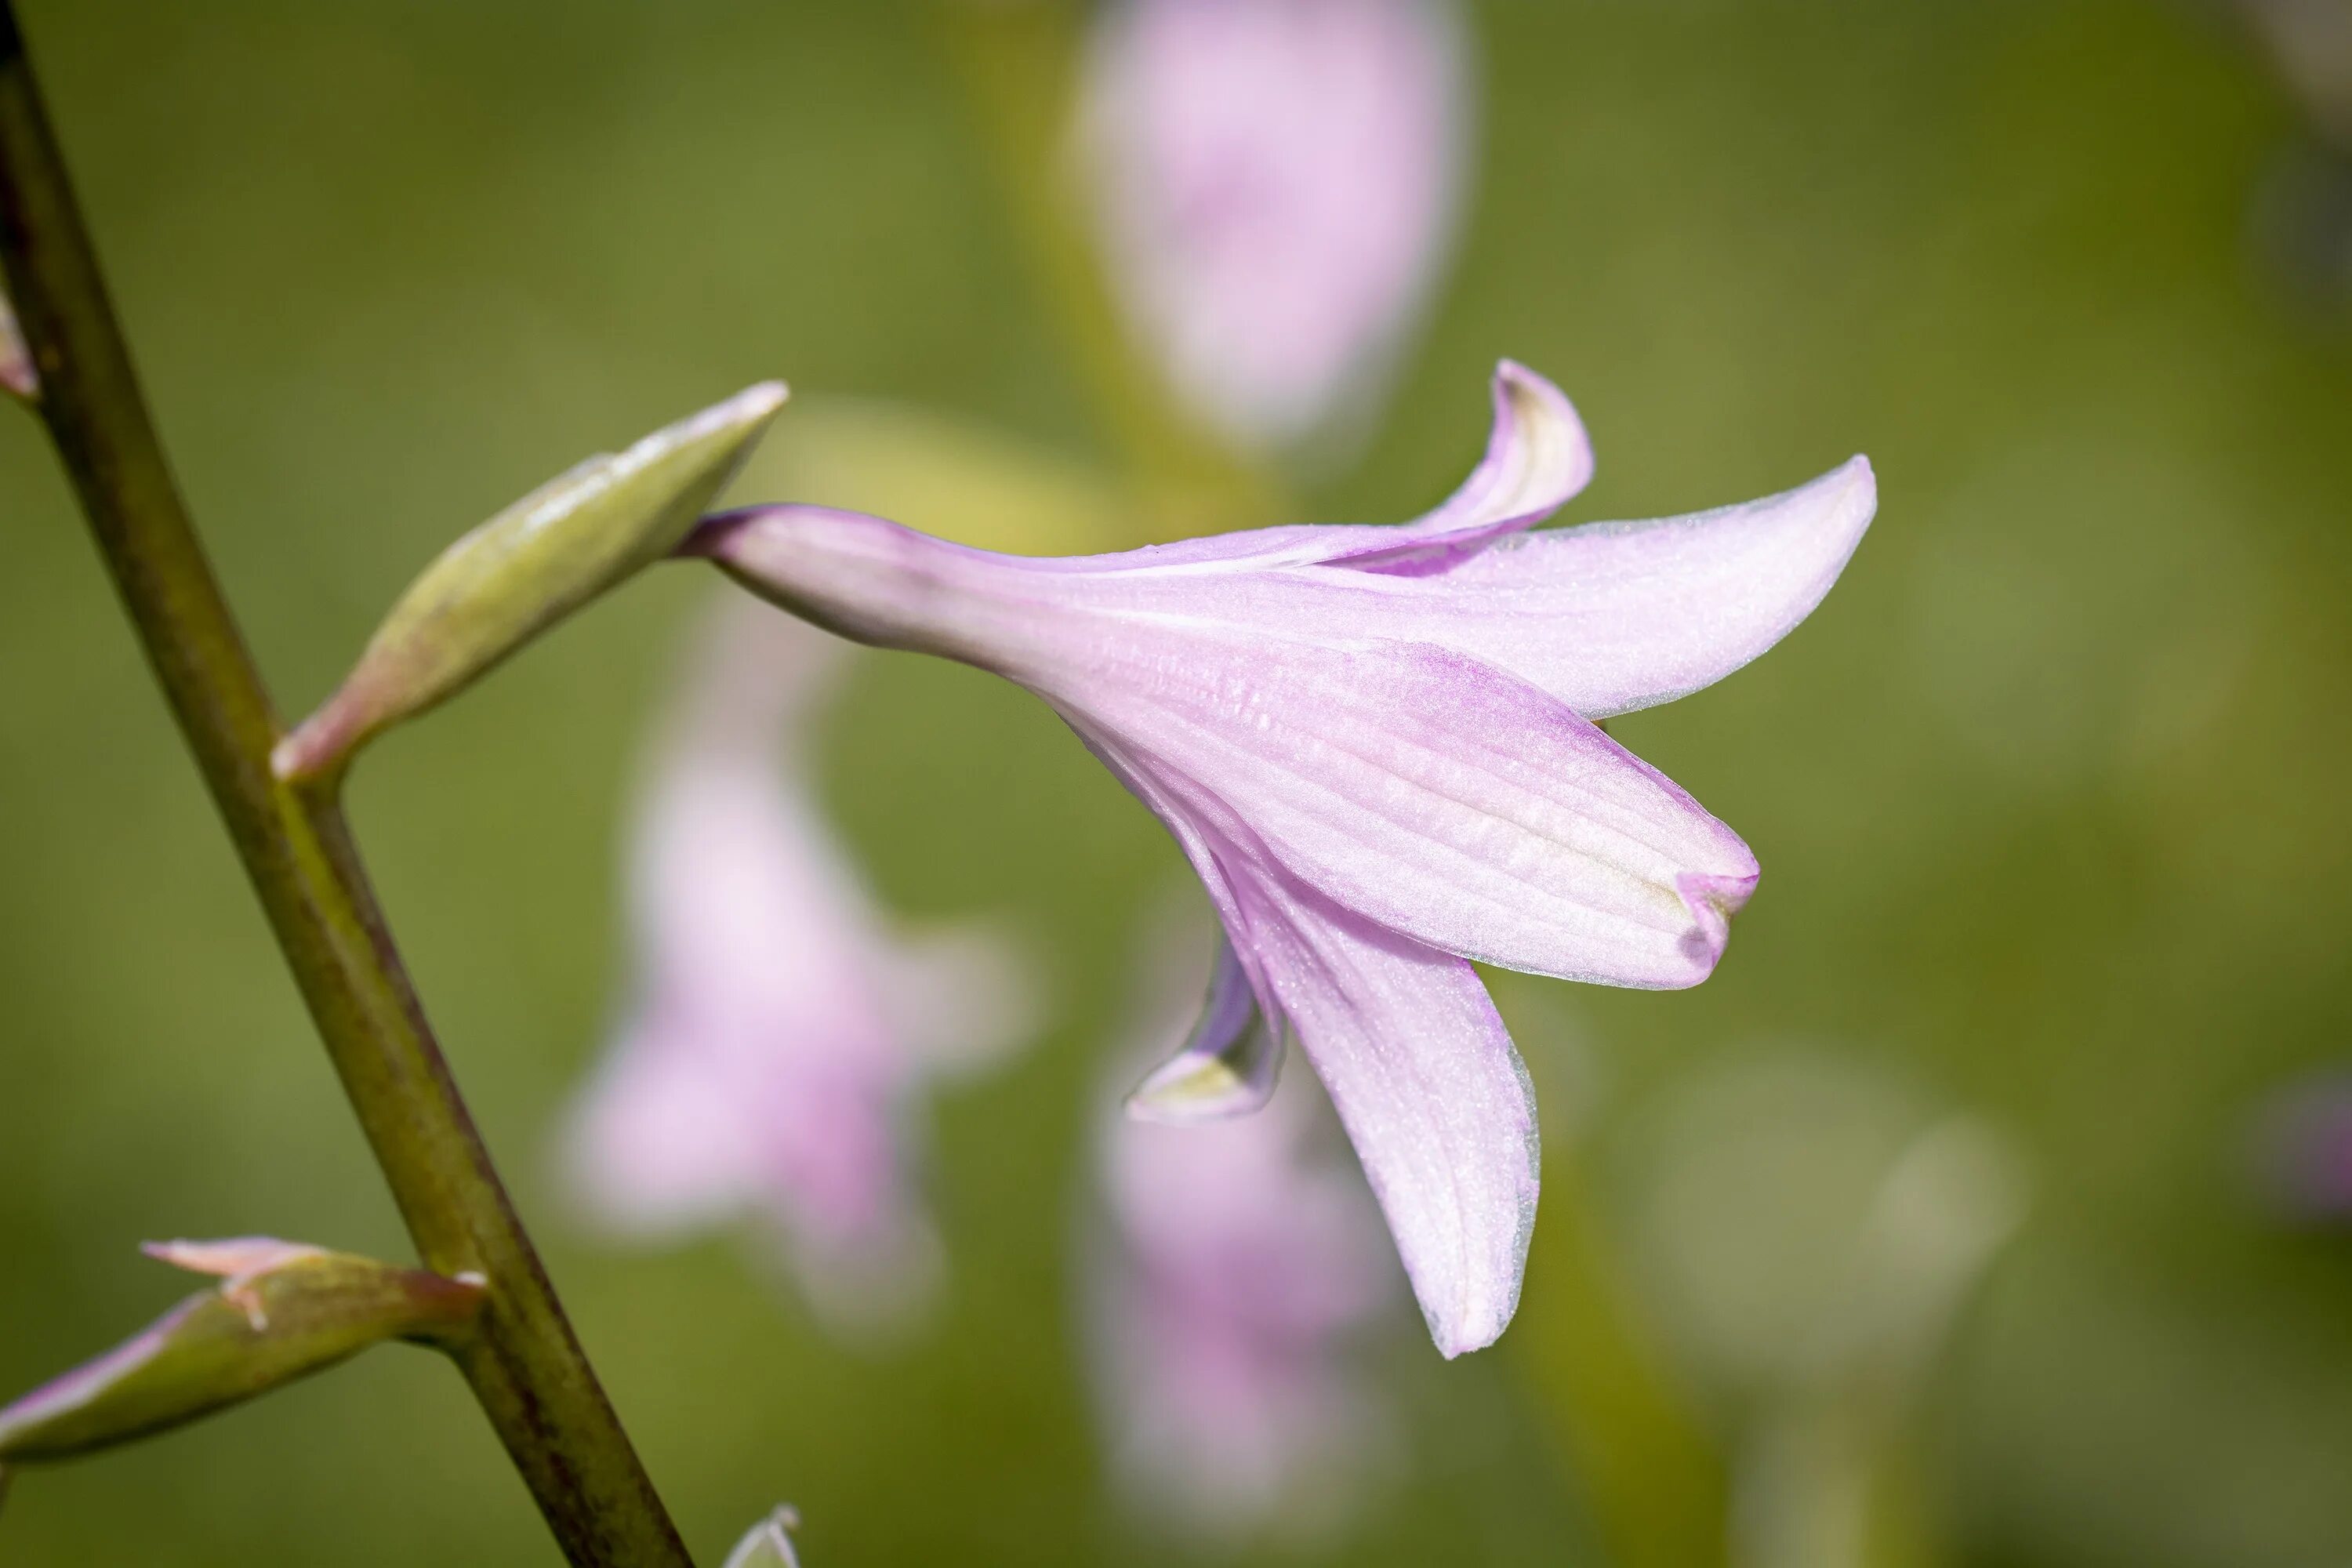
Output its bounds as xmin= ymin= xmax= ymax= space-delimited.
xmin=1091 ymin=913 xmax=1399 ymax=1536
xmin=695 ymin=362 xmax=1875 ymax=1354
xmin=564 ymin=594 xmax=1035 ymax=1329
xmin=1080 ymin=0 xmax=1469 ymax=448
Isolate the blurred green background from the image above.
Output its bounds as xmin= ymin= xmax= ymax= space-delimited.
xmin=3 ymin=1 xmax=2350 ymax=1563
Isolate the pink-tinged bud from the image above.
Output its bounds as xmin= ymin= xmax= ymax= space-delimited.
xmin=563 ymin=593 xmax=1038 ymax=1334
xmin=0 ymin=1240 xmax=483 ymax=1466
xmin=274 ymin=382 xmax=788 ymax=784
xmin=0 ymin=290 xmax=34 ymax=401
xmin=1078 ymin=0 xmax=1471 ymax=449
xmin=724 ymin=1505 xmax=804 ymax=1568
xmin=1086 ymin=909 xmax=1400 ymax=1538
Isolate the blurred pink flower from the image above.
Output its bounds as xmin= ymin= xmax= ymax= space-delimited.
xmin=1079 ymin=0 xmax=1470 ymax=448
xmin=564 ymin=595 xmax=1035 ymax=1330
xmin=1090 ymin=913 xmax=1399 ymax=1536
xmin=695 ymin=361 xmax=1875 ymax=1355
xmin=2254 ymin=1073 xmax=2352 ymax=1221
xmin=0 ymin=290 xmax=36 ymax=400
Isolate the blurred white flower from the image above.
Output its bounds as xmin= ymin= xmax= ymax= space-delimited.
xmin=1622 ymin=1051 xmax=2030 ymax=1568
xmin=564 ymin=592 xmax=1036 ymax=1334
xmin=1078 ymin=0 xmax=1472 ymax=450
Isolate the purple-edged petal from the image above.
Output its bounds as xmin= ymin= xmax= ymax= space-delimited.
xmin=1127 ymin=931 xmax=1285 ymax=1124
xmin=1077 ymin=734 xmax=1535 ymax=1355
xmin=1387 ymin=455 xmax=1877 ymax=716
xmin=1237 ymin=869 xmax=1538 ymax=1358
xmin=1323 ymin=361 xmax=1593 ymax=573
xmin=1060 ymin=635 xmax=1756 ymax=989
xmin=1070 ymin=456 xmax=1874 ymax=717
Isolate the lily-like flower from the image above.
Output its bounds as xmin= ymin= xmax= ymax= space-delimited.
xmin=1078 ymin=0 xmax=1469 ymax=448
xmin=563 ymin=594 xmax=1035 ymax=1330
xmin=1089 ymin=912 xmax=1398 ymax=1536
xmin=695 ymin=362 xmax=1875 ymax=1354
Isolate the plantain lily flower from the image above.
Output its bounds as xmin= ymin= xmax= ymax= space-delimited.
xmin=694 ymin=362 xmax=1875 ymax=1355
xmin=1079 ymin=0 xmax=1469 ymax=448
xmin=563 ymin=595 xmax=1036 ymax=1331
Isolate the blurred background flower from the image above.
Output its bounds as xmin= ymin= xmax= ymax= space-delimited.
xmin=2250 ymin=1073 xmax=2352 ymax=1221
xmin=563 ymin=593 xmax=1037 ymax=1336
xmin=1076 ymin=0 xmax=1470 ymax=456
xmin=1084 ymin=903 xmax=1403 ymax=1544
xmin=1617 ymin=1051 xmax=2027 ymax=1568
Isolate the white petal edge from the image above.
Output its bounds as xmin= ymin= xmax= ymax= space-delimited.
xmin=1393 ymin=455 xmax=1877 ymax=717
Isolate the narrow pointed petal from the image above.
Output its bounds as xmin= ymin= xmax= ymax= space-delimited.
xmin=724 ymin=1507 xmax=804 ymax=1568
xmin=1077 ymin=456 xmax=1875 ymax=717
xmin=1327 ymin=361 xmax=1594 ymax=572
xmin=1070 ymin=636 xmax=1756 ymax=988
xmin=140 ymin=1239 xmax=324 ymax=1282
xmin=1126 ymin=932 xmax=1284 ymax=1123
xmin=1241 ymin=874 xmax=1538 ymax=1358
xmin=1073 ymin=737 xmax=1535 ymax=1354
xmin=1395 ymin=455 xmax=1877 ymax=716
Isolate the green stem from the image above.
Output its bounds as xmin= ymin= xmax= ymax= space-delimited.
xmin=1512 ymin=1070 xmax=1729 ymax=1567
xmin=0 ymin=12 xmax=691 ymax=1565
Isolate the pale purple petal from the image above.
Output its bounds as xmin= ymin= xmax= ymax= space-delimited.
xmin=1231 ymin=869 xmax=1538 ymax=1359
xmin=1080 ymin=0 xmax=1470 ymax=448
xmin=1094 ymin=920 xmax=1399 ymax=1530
xmin=1065 ymin=635 xmax=1756 ymax=989
xmin=1370 ymin=455 xmax=1878 ymax=715
xmin=1323 ymin=361 xmax=1594 ymax=572
xmin=1049 ymin=449 xmax=1873 ymax=717
xmin=564 ymin=593 xmax=1034 ymax=1325
xmin=1127 ymin=931 xmax=1285 ymax=1124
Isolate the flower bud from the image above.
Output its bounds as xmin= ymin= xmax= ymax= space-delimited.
xmin=0 ymin=1239 xmax=484 ymax=1465
xmin=724 ymin=1505 xmax=804 ymax=1568
xmin=274 ymin=382 xmax=789 ymax=783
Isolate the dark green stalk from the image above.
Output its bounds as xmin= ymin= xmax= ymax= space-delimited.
xmin=0 ymin=10 xmax=690 ymax=1564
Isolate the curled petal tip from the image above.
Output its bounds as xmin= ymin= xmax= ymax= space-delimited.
xmin=1672 ymin=869 xmax=1759 ymax=983
xmin=1123 ymin=1053 xmax=1269 ymax=1126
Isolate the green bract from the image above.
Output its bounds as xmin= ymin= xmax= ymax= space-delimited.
xmin=0 ymin=1240 xmax=484 ymax=1465
xmin=275 ymin=382 xmax=789 ymax=782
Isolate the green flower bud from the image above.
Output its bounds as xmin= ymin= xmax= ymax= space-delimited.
xmin=0 ymin=1239 xmax=484 ymax=1466
xmin=274 ymin=382 xmax=788 ymax=783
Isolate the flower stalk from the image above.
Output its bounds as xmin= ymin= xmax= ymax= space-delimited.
xmin=0 ymin=9 xmax=689 ymax=1564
